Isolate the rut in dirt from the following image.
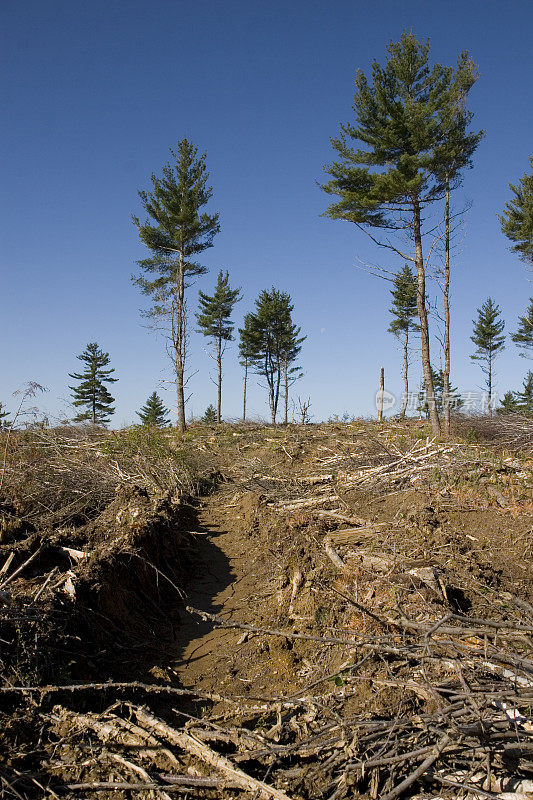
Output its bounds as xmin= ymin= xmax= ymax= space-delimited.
xmin=173 ymin=497 xmax=256 ymax=689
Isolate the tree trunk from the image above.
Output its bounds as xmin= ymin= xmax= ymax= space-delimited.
xmin=400 ymin=332 xmax=409 ymax=419
xmin=488 ymin=351 xmax=493 ymax=417
xmin=175 ymin=254 xmax=187 ymax=433
xmin=283 ymin=360 xmax=288 ymax=425
xmin=216 ymin=336 xmax=222 ymax=424
xmin=242 ymin=360 xmax=248 ymax=422
xmin=377 ymin=366 xmax=384 ymax=422
xmin=413 ymin=197 xmax=441 ymax=436
xmin=443 ymin=178 xmax=451 ymax=436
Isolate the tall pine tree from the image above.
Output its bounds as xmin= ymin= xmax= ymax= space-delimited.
xmin=388 ymin=265 xmax=419 ymax=418
xmin=69 ymin=343 xmax=117 ymax=426
xmin=436 ymin=62 xmax=483 ymax=434
xmin=196 ymin=270 xmax=241 ymax=423
xmin=137 ymin=392 xmax=170 ymax=427
xmin=470 ymin=298 xmax=505 ymax=416
xmin=239 ymin=289 xmax=304 ymax=424
xmin=500 ymin=156 xmax=533 ymax=265
xmin=321 ymin=33 xmax=482 ymax=435
xmin=133 ymin=139 xmax=220 ymax=432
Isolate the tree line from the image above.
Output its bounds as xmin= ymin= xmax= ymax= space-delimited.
xmin=2 ymin=34 xmax=531 ymax=432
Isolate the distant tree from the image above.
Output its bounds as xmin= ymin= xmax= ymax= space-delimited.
xmin=239 ymin=288 xmax=305 ymax=424
xmin=512 ymin=298 xmax=533 ymax=357
xmin=499 ymin=156 xmax=533 ymax=265
xmin=201 ymin=404 xmax=217 ymax=424
xmin=388 ymin=265 xmax=419 ymax=418
xmin=497 ymin=391 xmax=520 ymax=415
xmin=470 ymin=298 xmax=505 ymax=416
xmin=280 ymin=309 xmax=305 ymax=425
xmin=515 ymin=371 xmax=533 ymax=414
xmin=418 ymin=368 xmax=462 ymax=418
xmin=69 ymin=342 xmax=117 ymax=426
xmin=133 ymin=139 xmax=220 ymax=432
xmin=0 ymin=403 xmax=10 ymax=428
xmin=196 ymin=270 xmax=241 ymax=423
xmin=137 ymin=392 xmax=170 ymax=427
xmin=321 ymin=33 xmax=482 ymax=436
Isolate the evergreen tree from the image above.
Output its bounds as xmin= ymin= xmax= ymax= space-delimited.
xmin=516 ymin=371 xmax=533 ymax=414
xmin=512 ymin=298 xmax=533 ymax=357
xmin=196 ymin=270 xmax=241 ymax=423
xmin=281 ymin=312 xmax=305 ymax=425
xmin=499 ymin=156 xmax=533 ymax=265
xmin=136 ymin=392 xmax=170 ymax=427
xmin=497 ymin=391 xmax=520 ymax=415
xmin=436 ymin=61 xmax=483 ymax=435
xmin=321 ymin=33 xmax=482 ymax=436
xmin=239 ymin=289 xmax=305 ymax=424
xmin=388 ymin=265 xmax=419 ymax=418
xmin=133 ymin=139 xmax=220 ymax=432
xmin=201 ymin=404 xmax=217 ymax=423
xmin=417 ymin=368 xmax=462 ymax=418
xmin=470 ymin=298 xmax=505 ymax=416
xmin=0 ymin=403 xmax=10 ymax=428
xmin=69 ymin=343 xmax=117 ymax=426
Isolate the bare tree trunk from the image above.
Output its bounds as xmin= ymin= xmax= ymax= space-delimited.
xmin=400 ymin=333 xmax=409 ymax=419
xmin=174 ymin=254 xmax=187 ymax=433
xmin=216 ymin=336 xmax=222 ymax=424
xmin=242 ymin=359 xmax=248 ymax=422
xmin=443 ymin=178 xmax=451 ymax=436
xmin=283 ymin=359 xmax=288 ymax=425
xmin=488 ymin=351 xmax=493 ymax=417
xmin=413 ymin=197 xmax=441 ymax=436
xmin=377 ymin=366 xmax=384 ymax=422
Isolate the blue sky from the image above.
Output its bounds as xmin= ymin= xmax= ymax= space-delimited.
xmin=1 ymin=0 xmax=532 ymax=424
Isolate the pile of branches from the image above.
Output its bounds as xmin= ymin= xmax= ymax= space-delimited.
xmin=2 ymin=598 xmax=532 ymax=799
xmin=0 ymin=425 xmax=204 ymax=528
xmin=454 ymin=414 xmax=533 ymax=454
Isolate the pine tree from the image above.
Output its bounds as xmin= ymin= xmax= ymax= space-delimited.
xmin=497 ymin=391 xmax=520 ymax=415
xmin=470 ymin=298 xmax=505 ymax=416
xmin=516 ymin=371 xmax=533 ymax=414
xmin=196 ymin=271 xmax=241 ymax=423
xmin=69 ymin=343 xmax=117 ymax=425
xmin=388 ymin=265 xmax=419 ymax=418
xmin=417 ymin=368 xmax=462 ymax=418
xmin=136 ymin=392 xmax=170 ymax=427
xmin=512 ymin=298 xmax=533 ymax=357
xmin=239 ymin=289 xmax=305 ymax=424
xmin=321 ymin=33 xmax=482 ymax=436
xmin=0 ymin=403 xmax=10 ymax=428
xmin=280 ymin=311 xmax=305 ymax=425
xmin=133 ymin=139 xmax=220 ymax=432
xmin=436 ymin=62 xmax=483 ymax=435
xmin=201 ymin=404 xmax=217 ymax=424
xmin=499 ymin=156 xmax=533 ymax=265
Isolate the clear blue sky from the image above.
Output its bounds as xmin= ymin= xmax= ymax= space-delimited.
xmin=2 ymin=0 xmax=532 ymax=424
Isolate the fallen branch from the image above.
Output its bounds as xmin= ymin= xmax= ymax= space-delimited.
xmin=134 ymin=708 xmax=292 ymax=800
